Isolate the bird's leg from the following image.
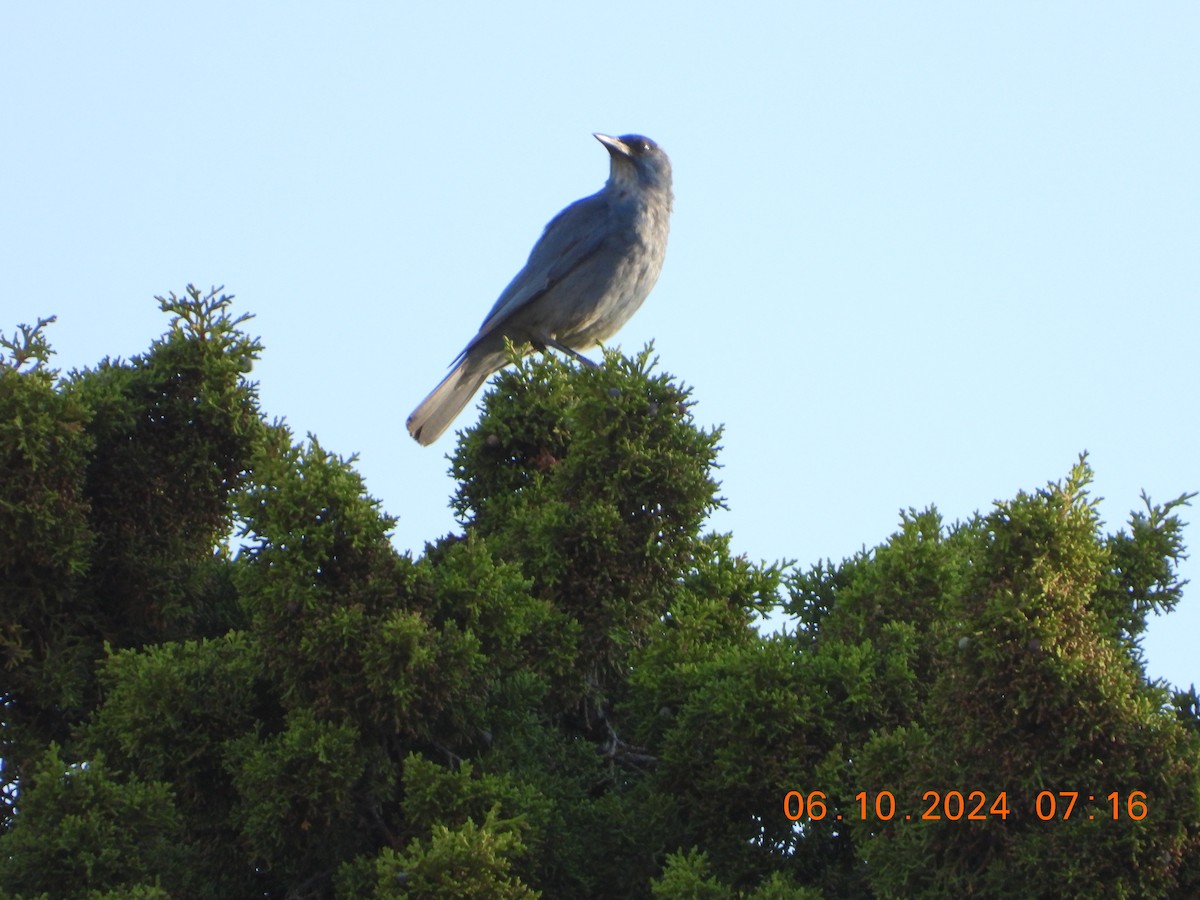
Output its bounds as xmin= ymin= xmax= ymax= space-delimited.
xmin=537 ymin=335 xmax=599 ymax=368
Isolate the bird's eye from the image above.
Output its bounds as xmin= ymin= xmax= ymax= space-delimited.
xmin=621 ymin=135 xmax=654 ymax=154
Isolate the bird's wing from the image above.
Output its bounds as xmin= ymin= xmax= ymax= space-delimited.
xmin=472 ymin=191 xmax=614 ymax=341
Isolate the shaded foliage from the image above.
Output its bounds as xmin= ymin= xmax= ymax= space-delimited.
xmin=1 ymin=290 xmax=1197 ymax=898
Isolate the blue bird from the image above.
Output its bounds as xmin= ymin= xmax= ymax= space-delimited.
xmin=407 ymin=133 xmax=673 ymax=445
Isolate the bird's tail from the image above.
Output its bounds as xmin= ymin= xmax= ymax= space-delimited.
xmin=406 ymin=352 xmax=499 ymax=446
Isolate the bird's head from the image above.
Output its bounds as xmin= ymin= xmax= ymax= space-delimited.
xmin=595 ymin=133 xmax=672 ymax=199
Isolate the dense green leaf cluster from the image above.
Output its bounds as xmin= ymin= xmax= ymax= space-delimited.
xmin=1 ymin=289 xmax=1197 ymax=898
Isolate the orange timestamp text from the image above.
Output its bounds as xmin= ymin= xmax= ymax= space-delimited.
xmin=782 ymin=790 xmax=1149 ymax=822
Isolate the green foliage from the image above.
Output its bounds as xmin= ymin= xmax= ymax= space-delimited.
xmin=80 ymin=633 xmax=270 ymax=898
xmin=450 ymin=346 xmax=723 ymax=705
xmin=0 ymin=314 xmax=95 ymax=772
xmin=1 ymin=287 xmax=259 ymax=831
xmin=652 ymin=849 xmax=735 ymax=899
xmin=72 ymin=286 xmax=261 ymax=646
xmin=778 ymin=458 xmax=1200 ymax=897
xmin=0 ymin=745 xmax=187 ymax=899
xmin=649 ymin=849 xmax=820 ymax=899
xmin=846 ymin=462 xmax=1200 ymax=898
xmin=336 ymin=807 xmax=537 ymax=899
xmin=2 ymin=295 xmax=1198 ymax=898
xmin=1096 ymin=490 xmax=1196 ymax=652
xmin=0 ymin=315 xmax=58 ymax=372
xmin=228 ymin=708 xmax=386 ymax=882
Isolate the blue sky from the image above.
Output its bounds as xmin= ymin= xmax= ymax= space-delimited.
xmin=4 ymin=4 xmax=1197 ymax=690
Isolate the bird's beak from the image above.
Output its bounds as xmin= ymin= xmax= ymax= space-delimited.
xmin=594 ymin=133 xmax=630 ymax=157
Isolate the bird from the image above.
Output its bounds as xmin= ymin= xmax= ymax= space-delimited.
xmin=406 ymin=132 xmax=673 ymax=445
